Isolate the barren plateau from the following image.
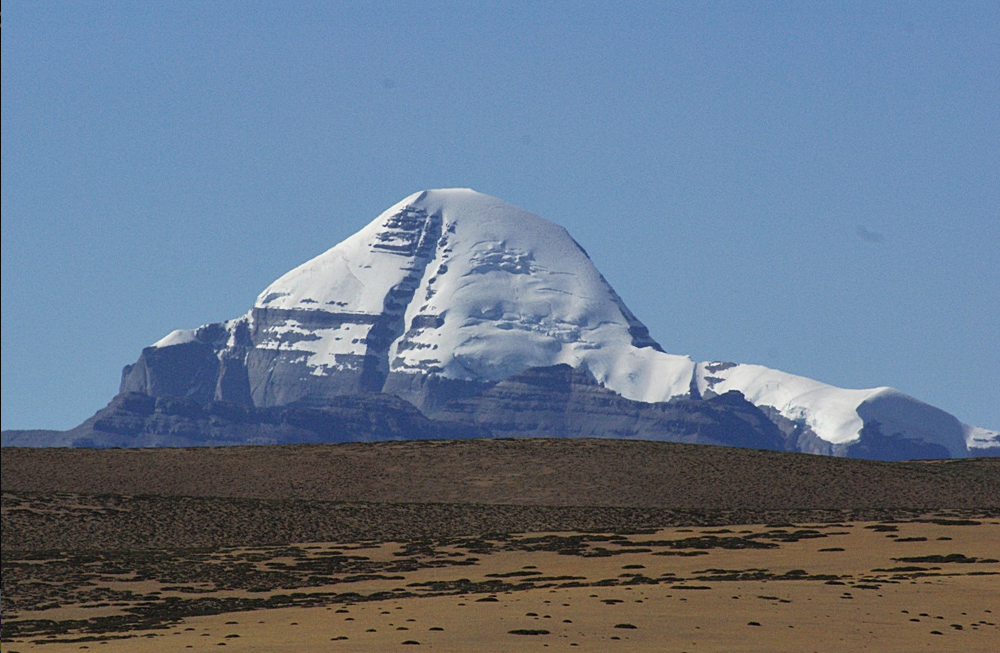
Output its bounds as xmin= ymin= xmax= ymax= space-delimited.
xmin=3 ymin=439 xmax=999 ymax=651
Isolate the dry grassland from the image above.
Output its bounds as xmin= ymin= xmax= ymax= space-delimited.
xmin=4 ymin=440 xmax=999 ymax=510
xmin=3 ymin=440 xmax=999 ymax=651
xmin=3 ymin=517 xmax=998 ymax=652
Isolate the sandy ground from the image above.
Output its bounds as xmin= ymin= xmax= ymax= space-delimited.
xmin=3 ymin=518 xmax=998 ymax=652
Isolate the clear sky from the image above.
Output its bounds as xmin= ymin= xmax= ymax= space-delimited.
xmin=2 ymin=1 xmax=998 ymax=432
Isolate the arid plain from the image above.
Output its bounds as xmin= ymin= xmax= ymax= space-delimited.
xmin=3 ymin=439 xmax=999 ymax=651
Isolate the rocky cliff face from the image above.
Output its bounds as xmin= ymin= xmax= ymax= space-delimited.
xmin=432 ymin=364 xmax=787 ymax=450
xmin=14 ymin=189 xmax=995 ymax=459
xmin=2 ymin=391 xmax=486 ymax=448
xmin=8 ymin=365 xmax=788 ymax=451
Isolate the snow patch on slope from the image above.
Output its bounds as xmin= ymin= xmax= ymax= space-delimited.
xmin=151 ymin=317 xmax=249 ymax=355
xmin=964 ymin=424 xmax=1000 ymax=450
xmin=152 ymin=329 xmax=199 ymax=348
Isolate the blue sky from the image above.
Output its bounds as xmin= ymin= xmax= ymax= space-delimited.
xmin=2 ymin=1 xmax=998 ymax=432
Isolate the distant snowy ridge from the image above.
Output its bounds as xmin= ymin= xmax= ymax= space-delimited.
xmin=132 ymin=189 xmax=994 ymax=458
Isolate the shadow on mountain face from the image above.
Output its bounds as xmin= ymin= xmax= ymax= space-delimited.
xmin=3 ymin=365 xmax=788 ymax=452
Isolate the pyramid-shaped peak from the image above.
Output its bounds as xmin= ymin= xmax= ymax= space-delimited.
xmin=242 ymin=188 xmax=673 ymax=398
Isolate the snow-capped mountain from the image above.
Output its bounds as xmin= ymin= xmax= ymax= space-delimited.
xmin=16 ymin=189 xmax=994 ymax=457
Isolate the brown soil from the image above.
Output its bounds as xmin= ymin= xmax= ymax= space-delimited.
xmin=4 ymin=438 xmax=999 ymax=509
xmin=3 ymin=439 xmax=998 ymax=651
xmin=3 ymin=519 xmax=998 ymax=652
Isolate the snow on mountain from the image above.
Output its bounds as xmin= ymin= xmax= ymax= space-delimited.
xmin=694 ymin=362 xmax=881 ymax=446
xmin=124 ymin=188 xmax=993 ymax=457
xmin=965 ymin=424 xmax=1000 ymax=452
xmin=253 ymin=189 xmax=693 ymax=400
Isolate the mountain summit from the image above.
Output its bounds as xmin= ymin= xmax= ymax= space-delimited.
xmin=128 ymin=189 xmax=691 ymax=407
xmin=8 ymin=189 xmax=995 ymax=457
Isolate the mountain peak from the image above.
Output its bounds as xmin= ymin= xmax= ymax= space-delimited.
xmin=252 ymin=188 xmax=671 ymax=397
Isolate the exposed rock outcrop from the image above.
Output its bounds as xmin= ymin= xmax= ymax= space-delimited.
xmin=431 ymin=364 xmax=787 ymax=450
